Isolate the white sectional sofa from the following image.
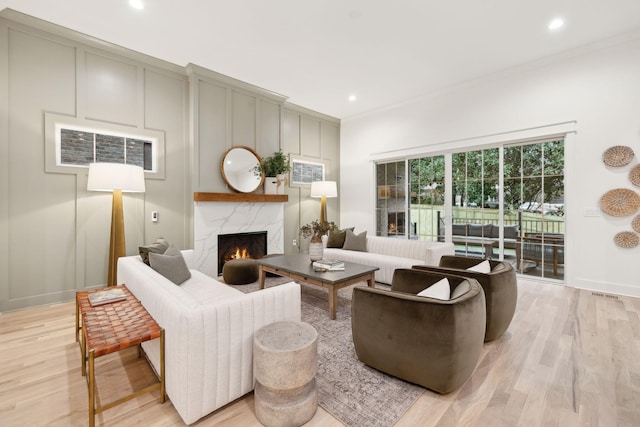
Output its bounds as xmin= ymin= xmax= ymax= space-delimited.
xmin=117 ymin=250 xmax=301 ymax=425
xmin=322 ymin=235 xmax=455 ymax=284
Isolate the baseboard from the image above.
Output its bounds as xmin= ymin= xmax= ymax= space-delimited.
xmin=572 ymin=278 xmax=640 ymax=299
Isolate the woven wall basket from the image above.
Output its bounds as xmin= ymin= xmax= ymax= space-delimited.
xmin=614 ymin=231 xmax=639 ymax=248
xmin=602 ymin=145 xmax=634 ymax=167
xmin=629 ymin=164 xmax=640 ymax=187
xmin=600 ymin=188 xmax=640 ymax=216
xmin=632 ymin=215 xmax=640 ymax=233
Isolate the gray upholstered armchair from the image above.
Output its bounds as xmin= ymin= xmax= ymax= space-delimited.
xmin=351 ymin=268 xmax=486 ymax=394
xmin=413 ymin=255 xmax=517 ymax=341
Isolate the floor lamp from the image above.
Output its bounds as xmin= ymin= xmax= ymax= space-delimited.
xmin=310 ymin=181 xmax=337 ymax=223
xmin=87 ymin=163 xmax=145 ymax=286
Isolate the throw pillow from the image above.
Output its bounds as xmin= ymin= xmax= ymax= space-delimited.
xmin=417 ymin=277 xmax=450 ymax=300
xmin=149 ymin=245 xmax=191 ymax=285
xmin=326 ymin=227 xmax=355 ymax=248
xmin=342 ymin=230 xmax=367 ymax=252
xmin=451 ymin=280 xmax=471 ymax=299
xmin=492 ymin=262 xmax=507 ymax=272
xmin=139 ymin=237 xmax=169 ymax=265
xmin=466 ymin=259 xmax=491 ymax=273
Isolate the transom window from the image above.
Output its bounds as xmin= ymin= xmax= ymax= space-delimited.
xmin=45 ymin=114 xmax=166 ymax=179
xmin=57 ymin=126 xmax=155 ymax=171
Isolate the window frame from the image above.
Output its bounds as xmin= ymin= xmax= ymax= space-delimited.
xmin=44 ymin=113 xmax=166 ymax=179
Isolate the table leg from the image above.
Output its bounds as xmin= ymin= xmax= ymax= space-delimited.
xmin=484 ymin=243 xmax=494 ymax=259
xmin=258 ymin=267 xmax=266 ymax=290
xmin=88 ymin=349 xmax=95 ymax=427
xmin=366 ymin=273 xmax=375 ymax=288
xmin=75 ymin=295 xmax=79 ymax=343
xmin=329 ymin=288 xmax=337 ymax=320
xmin=160 ymin=329 xmax=166 ymax=403
xmin=81 ymin=324 xmax=87 ymax=377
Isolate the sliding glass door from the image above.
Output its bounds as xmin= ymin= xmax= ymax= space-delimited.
xmin=451 ymin=148 xmax=502 ymax=258
xmin=409 ymin=156 xmax=445 ymax=241
xmin=375 ymin=156 xmax=445 ymax=242
xmin=374 ymin=138 xmax=565 ymax=281
xmin=504 ymin=139 xmax=564 ymax=279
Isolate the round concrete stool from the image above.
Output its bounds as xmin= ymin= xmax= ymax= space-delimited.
xmin=254 ymin=321 xmax=318 ymax=427
xmin=222 ymin=258 xmax=259 ymax=285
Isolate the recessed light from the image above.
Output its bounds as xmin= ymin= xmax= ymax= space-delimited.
xmin=348 ymin=94 xmax=357 ymax=102
xmin=129 ymin=0 xmax=144 ymax=10
xmin=548 ymin=17 xmax=564 ymax=31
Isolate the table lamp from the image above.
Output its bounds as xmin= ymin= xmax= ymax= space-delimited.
xmin=310 ymin=181 xmax=337 ymax=224
xmin=87 ymin=163 xmax=145 ymax=286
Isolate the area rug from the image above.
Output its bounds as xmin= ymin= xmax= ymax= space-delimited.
xmin=230 ymin=278 xmax=424 ymax=427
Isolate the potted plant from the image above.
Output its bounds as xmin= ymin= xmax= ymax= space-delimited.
xmin=299 ymin=220 xmax=337 ymax=261
xmin=254 ymin=150 xmax=291 ymax=194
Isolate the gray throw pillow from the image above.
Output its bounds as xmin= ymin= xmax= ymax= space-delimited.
xmin=149 ymin=245 xmax=191 ymax=285
xmin=342 ymin=230 xmax=367 ymax=252
xmin=326 ymin=227 xmax=355 ymax=248
xmin=139 ymin=237 xmax=169 ymax=265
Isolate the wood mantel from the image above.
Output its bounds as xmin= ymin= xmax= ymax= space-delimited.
xmin=194 ymin=192 xmax=288 ymax=203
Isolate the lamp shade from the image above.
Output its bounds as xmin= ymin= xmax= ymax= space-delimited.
xmin=87 ymin=163 xmax=145 ymax=193
xmin=310 ymin=181 xmax=337 ymax=198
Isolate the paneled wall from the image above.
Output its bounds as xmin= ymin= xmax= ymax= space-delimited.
xmin=283 ymin=105 xmax=341 ymax=253
xmin=188 ymin=64 xmax=288 ymax=193
xmin=189 ymin=65 xmax=340 ymax=255
xmin=0 ymin=14 xmax=190 ymax=311
xmin=0 ymin=11 xmax=340 ymax=311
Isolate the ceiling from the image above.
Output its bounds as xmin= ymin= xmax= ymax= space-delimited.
xmin=2 ymin=0 xmax=640 ymax=119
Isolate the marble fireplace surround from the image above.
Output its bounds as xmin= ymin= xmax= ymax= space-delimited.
xmin=193 ymin=193 xmax=288 ymax=278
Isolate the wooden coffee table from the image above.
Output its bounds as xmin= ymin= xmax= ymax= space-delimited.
xmin=76 ymin=285 xmax=165 ymax=427
xmin=256 ymin=254 xmax=379 ymax=320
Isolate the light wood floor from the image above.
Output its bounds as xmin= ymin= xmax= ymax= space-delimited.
xmin=1 ymin=278 xmax=639 ymax=427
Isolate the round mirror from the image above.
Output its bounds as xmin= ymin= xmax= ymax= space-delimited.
xmin=221 ymin=146 xmax=263 ymax=193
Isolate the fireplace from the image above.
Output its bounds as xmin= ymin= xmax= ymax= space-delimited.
xmin=388 ymin=212 xmax=405 ymax=235
xmin=194 ymin=194 xmax=285 ymax=278
xmin=217 ymin=231 xmax=267 ymax=275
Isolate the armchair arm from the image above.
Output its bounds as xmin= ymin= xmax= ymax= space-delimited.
xmin=437 ymin=255 xmax=486 ymax=270
xmin=391 ymin=268 xmax=469 ymax=295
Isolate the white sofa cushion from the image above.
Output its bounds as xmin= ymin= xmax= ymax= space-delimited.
xmin=323 ymin=247 xmax=424 ymax=285
xmin=322 ymin=235 xmax=455 ymax=284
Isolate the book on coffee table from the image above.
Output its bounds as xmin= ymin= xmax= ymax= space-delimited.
xmin=88 ymin=288 xmax=126 ymax=306
xmin=313 ymin=259 xmax=345 ymax=270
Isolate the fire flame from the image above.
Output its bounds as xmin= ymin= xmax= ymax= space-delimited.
xmin=227 ymin=247 xmax=251 ymax=261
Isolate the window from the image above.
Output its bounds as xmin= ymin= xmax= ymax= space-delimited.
xmin=58 ymin=126 xmax=155 ymax=171
xmin=504 ymin=139 xmax=564 ymax=279
xmin=45 ymin=113 xmax=165 ymax=178
xmin=451 ymin=148 xmax=501 ymax=255
xmin=374 ymin=138 xmax=565 ymax=281
xmin=375 ymin=161 xmax=406 ymax=237
xmin=409 ymin=155 xmax=445 ymax=241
